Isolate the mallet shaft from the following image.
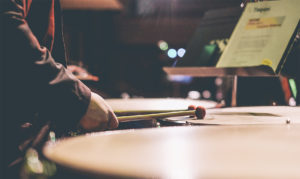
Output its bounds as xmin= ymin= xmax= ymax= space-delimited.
xmin=118 ymin=110 xmax=196 ymax=122
xmin=115 ymin=109 xmax=187 ymax=116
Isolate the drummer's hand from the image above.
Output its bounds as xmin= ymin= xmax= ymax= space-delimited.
xmin=79 ymin=92 xmax=119 ymax=131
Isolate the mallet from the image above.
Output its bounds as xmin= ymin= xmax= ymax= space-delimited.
xmin=117 ymin=106 xmax=206 ymax=122
xmin=115 ymin=105 xmax=198 ymax=116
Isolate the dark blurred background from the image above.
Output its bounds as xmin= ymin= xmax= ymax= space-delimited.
xmin=60 ymin=0 xmax=290 ymax=106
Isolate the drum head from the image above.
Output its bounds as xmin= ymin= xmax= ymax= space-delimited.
xmin=44 ymin=125 xmax=300 ymax=178
xmin=105 ymin=98 xmax=217 ymax=112
xmin=163 ymin=106 xmax=300 ymax=125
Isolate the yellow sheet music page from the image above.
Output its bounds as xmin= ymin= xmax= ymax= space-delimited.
xmin=216 ymin=0 xmax=300 ymax=72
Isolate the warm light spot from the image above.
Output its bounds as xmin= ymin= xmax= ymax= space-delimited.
xmin=289 ymin=97 xmax=296 ymax=106
xmin=188 ymin=91 xmax=201 ymax=99
xmin=215 ymin=77 xmax=223 ymax=86
xmin=202 ymin=90 xmax=211 ymax=99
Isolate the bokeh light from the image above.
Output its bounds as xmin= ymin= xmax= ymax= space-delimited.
xmin=177 ymin=48 xmax=186 ymax=58
xmin=158 ymin=40 xmax=169 ymax=51
xmin=168 ymin=49 xmax=177 ymax=58
xmin=187 ymin=91 xmax=201 ymax=99
xmin=202 ymin=90 xmax=211 ymax=99
xmin=215 ymin=77 xmax=223 ymax=86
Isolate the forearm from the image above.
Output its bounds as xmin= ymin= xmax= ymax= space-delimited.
xmin=1 ymin=0 xmax=91 ymax=129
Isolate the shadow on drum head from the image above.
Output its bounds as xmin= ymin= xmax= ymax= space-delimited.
xmin=117 ymin=119 xmax=158 ymax=130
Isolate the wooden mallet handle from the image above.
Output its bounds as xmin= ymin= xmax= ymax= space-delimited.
xmin=115 ymin=105 xmax=197 ymax=116
xmin=118 ymin=106 xmax=206 ymax=122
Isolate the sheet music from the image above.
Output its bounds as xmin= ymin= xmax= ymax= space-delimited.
xmin=216 ymin=0 xmax=300 ymax=72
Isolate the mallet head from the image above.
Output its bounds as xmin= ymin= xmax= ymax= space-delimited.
xmin=195 ymin=106 xmax=206 ymax=119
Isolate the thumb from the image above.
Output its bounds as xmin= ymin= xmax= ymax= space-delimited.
xmin=107 ymin=112 xmax=119 ymax=129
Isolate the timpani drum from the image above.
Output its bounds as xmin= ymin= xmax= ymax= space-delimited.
xmin=164 ymin=106 xmax=300 ymax=125
xmin=44 ymin=125 xmax=300 ymax=178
